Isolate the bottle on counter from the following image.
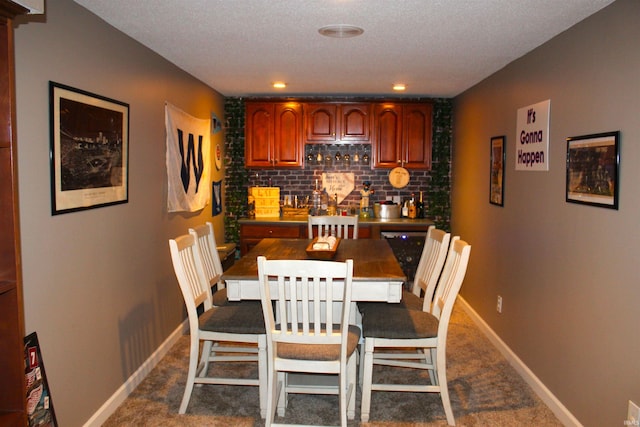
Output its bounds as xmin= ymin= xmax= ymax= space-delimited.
xmin=417 ymin=191 xmax=425 ymax=218
xmin=320 ymin=189 xmax=328 ymax=215
xmin=401 ymin=199 xmax=409 ymax=217
xmin=311 ymin=179 xmax=322 ymax=216
xmin=408 ymin=193 xmax=417 ymax=219
xmin=327 ymin=193 xmax=337 ymax=216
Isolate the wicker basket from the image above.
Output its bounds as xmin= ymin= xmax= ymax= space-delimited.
xmin=305 ymin=237 xmax=341 ymax=260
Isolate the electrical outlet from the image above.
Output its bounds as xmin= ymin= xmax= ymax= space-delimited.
xmin=628 ymin=400 xmax=640 ymax=425
xmin=496 ymin=295 xmax=503 ymax=313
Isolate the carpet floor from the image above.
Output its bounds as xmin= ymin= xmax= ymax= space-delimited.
xmin=103 ymin=303 xmax=563 ymax=426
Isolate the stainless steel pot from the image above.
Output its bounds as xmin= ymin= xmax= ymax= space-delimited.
xmin=373 ymin=203 xmax=401 ymax=219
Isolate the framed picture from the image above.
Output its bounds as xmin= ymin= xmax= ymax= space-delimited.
xmin=490 ymin=135 xmax=505 ymax=206
xmin=566 ymin=131 xmax=619 ymax=209
xmin=49 ymin=82 xmax=129 ymax=215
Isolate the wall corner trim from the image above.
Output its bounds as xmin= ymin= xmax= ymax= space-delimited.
xmin=458 ymin=297 xmax=583 ymax=427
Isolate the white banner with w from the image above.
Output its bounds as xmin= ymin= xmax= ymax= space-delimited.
xmin=165 ymin=102 xmax=211 ymax=212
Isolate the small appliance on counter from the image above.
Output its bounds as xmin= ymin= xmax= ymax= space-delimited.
xmin=373 ymin=201 xmax=401 ymax=219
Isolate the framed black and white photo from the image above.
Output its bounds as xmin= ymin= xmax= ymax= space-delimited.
xmin=49 ymin=82 xmax=129 ymax=215
xmin=566 ymin=131 xmax=619 ymax=209
xmin=490 ymin=135 xmax=505 ymax=206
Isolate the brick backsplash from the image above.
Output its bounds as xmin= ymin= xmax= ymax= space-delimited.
xmin=224 ymin=97 xmax=452 ymax=244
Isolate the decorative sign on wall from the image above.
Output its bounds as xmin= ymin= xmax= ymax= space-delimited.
xmin=515 ymin=99 xmax=550 ymax=171
xmin=322 ymin=172 xmax=355 ymax=204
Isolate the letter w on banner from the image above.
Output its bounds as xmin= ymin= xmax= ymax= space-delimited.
xmin=165 ymin=102 xmax=211 ymax=212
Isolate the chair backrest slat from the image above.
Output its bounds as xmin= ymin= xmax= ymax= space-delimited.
xmin=432 ymin=237 xmax=471 ymax=325
xmin=189 ymin=222 xmax=225 ymax=289
xmin=412 ymin=226 xmax=451 ymax=312
xmin=257 ymin=257 xmax=354 ymax=349
xmin=308 ymin=215 xmax=359 ymax=239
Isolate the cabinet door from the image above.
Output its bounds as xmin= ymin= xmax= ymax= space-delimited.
xmin=372 ymin=103 xmax=402 ymax=168
xmin=340 ymin=103 xmax=371 ymax=142
xmin=245 ymin=102 xmax=274 ymax=167
xmin=402 ymin=103 xmax=433 ymax=169
xmin=246 ymin=102 xmax=303 ymax=168
xmin=304 ymin=103 xmax=337 ymax=143
xmin=273 ymin=102 xmax=303 ymax=167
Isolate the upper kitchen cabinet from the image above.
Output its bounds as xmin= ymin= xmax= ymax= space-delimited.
xmin=372 ymin=102 xmax=433 ymax=170
xmin=245 ymin=101 xmax=304 ymax=168
xmin=304 ymin=103 xmax=371 ymax=144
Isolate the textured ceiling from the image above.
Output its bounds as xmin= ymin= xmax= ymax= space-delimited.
xmin=73 ymin=0 xmax=614 ymax=97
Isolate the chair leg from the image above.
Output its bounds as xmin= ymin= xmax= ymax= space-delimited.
xmin=340 ymin=363 xmax=348 ymax=427
xmin=436 ymin=345 xmax=455 ymax=426
xmin=179 ymin=335 xmax=200 ymax=414
xmin=277 ymin=371 xmax=287 ymax=417
xmin=265 ymin=360 xmax=280 ymax=427
xmin=425 ymin=347 xmax=437 ymax=385
xmin=360 ymin=338 xmax=374 ymax=422
xmin=358 ymin=341 xmax=364 ymax=387
xmin=257 ymin=335 xmax=268 ymax=419
xmin=347 ymin=352 xmax=357 ymax=420
xmin=197 ymin=340 xmax=213 ymax=377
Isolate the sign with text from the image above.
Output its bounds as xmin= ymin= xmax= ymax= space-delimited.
xmin=322 ymin=172 xmax=355 ymax=204
xmin=515 ymin=99 xmax=550 ymax=171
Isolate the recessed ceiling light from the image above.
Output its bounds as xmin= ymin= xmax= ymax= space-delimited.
xmin=393 ymin=83 xmax=406 ymax=91
xmin=318 ymin=25 xmax=364 ymax=38
xmin=273 ymin=82 xmax=287 ymax=89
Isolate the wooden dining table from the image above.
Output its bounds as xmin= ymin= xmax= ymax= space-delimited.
xmin=223 ymin=238 xmax=406 ymax=303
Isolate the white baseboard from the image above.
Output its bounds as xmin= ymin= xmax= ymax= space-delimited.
xmin=82 ymin=320 xmax=188 ymax=427
xmin=457 ymin=297 xmax=582 ymax=427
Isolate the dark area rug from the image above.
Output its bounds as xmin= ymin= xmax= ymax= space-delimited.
xmin=103 ymin=303 xmax=562 ymax=426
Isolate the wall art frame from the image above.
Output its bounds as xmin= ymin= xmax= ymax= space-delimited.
xmin=565 ymin=131 xmax=619 ymax=210
xmin=49 ymin=81 xmax=129 ymax=215
xmin=490 ymin=135 xmax=505 ymax=206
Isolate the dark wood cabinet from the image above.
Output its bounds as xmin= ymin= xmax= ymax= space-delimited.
xmin=304 ymin=103 xmax=371 ymax=144
xmin=372 ymin=102 xmax=433 ymax=169
xmin=304 ymin=103 xmax=337 ymax=142
xmin=0 ymin=2 xmax=29 ymax=425
xmin=245 ymin=101 xmax=304 ymax=168
xmin=240 ymin=223 xmax=306 ymax=255
xmin=340 ymin=103 xmax=371 ymax=142
xmin=240 ymin=221 xmax=373 ymax=255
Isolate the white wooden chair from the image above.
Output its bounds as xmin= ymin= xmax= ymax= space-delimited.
xmin=257 ymin=255 xmax=359 ymax=427
xmin=357 ymin=226 xmax=451 ymax=382
xmin=307 ymin=214 xmax=359 ymax=239
xmin=360 ymin=237 xmax=471 ymax=425
xmin=189 ymin=222 xmax=236 ymax=306
xmin=169 ymin=234 xmax=267 ymax=416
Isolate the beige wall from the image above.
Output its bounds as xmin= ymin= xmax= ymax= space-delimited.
xmin=14 ymin=0 xmax=225 ymax=425
xmin=452 ymin=1 xmax=640 ymax=426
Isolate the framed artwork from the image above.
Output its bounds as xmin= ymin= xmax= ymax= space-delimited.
xmin=49 ymin=82 xmax=129 ymax=215
xmin=490 ymin=135 xmax=505 ymax=206
xmin=566 ymin=131 xmax=619 ymax=209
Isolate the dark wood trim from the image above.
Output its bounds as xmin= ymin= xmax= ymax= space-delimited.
xmin=0 ymin=1 xmax=29 ymax=424
xmin=0 ymin=1 xmax=29 ymax=20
